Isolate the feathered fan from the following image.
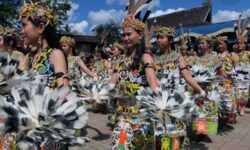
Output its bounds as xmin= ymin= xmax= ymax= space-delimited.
xmin=230 ymin=63 xmax=250 ymax=81
xmin=136 ymin=77 xmax=200 ymax=136
xmin=159 ymin=68 xmax=187 ymax=93
xmin=0 ymin=83 xmax=89 ymax=149
xmin=74 ymin=79 xmax=115 ymax=104
xmin=190 ymin=64 xmax=219 ymax=82
xmin=0 ymin=52 xmax=19 ymax=79
xmin=207 ymin=84 xmax=235 ymax=114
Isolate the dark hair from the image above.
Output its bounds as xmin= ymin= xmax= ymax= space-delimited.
xmin=167 ymin=36 xmax=175 ymax=50
xmin=130 ymin=36 xmax=145 ymax=70
xmin=3 ymin=35 xmax=18 ymax=49
xmin=28 ymin=18 xmax=59 ymax=49
xmin=28 ymin=17 xmax=68 ymax=68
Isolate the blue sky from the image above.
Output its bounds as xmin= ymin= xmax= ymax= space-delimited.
xmin=68 ymin=0 xmax=250 ymax=34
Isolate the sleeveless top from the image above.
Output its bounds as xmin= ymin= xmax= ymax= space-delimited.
xmin=67 ymin=56 xmax=82 ymax=85
xmin=153 ymin=50 xmax=180 ymax=78
xmin=232 ymin=51 xmax=250 ymax=65
xmin=219 ymin=52 xmax=234 ymax=73
xmin=33 ymin=48 xmax=57 ymax=89
xmin=114 ymin=55 xmax=147 ymax=97
xmin=153 ymin=50 xmax=186 ymax=91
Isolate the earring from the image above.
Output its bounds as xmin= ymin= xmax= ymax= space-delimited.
xmin=38 ymin=35 xmax=42 ymax=45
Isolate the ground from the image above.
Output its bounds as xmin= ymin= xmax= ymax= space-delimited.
xmin=71 ymin=108 xmax=250 ymax=150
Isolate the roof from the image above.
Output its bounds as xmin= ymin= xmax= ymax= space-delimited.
xmin=147 ymin=5 xmax=212 ymax=28
xmin=58 ymin=33 xmax=99 ymax=43
xmin=174 ymin=20 xmax=237 ymax=39
xmin=73 ymin=35 xmax=99 ymax=43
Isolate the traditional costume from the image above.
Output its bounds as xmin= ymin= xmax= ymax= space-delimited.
xmin=0 ymin=2 xmax=89 ymax=149
xmin=189 ymin=35 xmax=221 ymax=135
xmin=109 ymin=1 xmax=156 ymax=149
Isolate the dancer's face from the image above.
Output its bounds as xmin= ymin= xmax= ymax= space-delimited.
xmin=198 ymin=39 xmax=209 ymax=55
xmin=61 ymin=44 xmax=72 ymax=56
xmin=122 ymin=27 xmax=142 ymax=49
xmin=218 ymin=41 xmax=227 ymax=53
xmin=181 ymin=47 xmax=188 ymax=56
xmin=21 ymin=17 xmax=45 ymax=46
xmin=112 ymin=47 xmax=121 ymax=57
xmin=156 ymin=36 xmax=171 ymax=50
xmin=237 ymin=41 xmax=246 ymax=52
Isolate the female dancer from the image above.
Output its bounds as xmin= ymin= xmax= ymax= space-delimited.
xmin=19 ymin=2 xmax=68 ymax=88
xmin=60 ymin=35 xmax=96 ymax=86
xmin=0 ymin=25 xmax=24 ymax=77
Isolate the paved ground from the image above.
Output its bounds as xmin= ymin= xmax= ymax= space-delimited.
xmin=71 ymin=109 xmax=250 ymax=150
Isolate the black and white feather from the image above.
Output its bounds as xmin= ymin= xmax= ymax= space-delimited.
xmin=0 ymin=83 xmax=89 ymax=149
xmin=74 ymin=79 xmax=115 ymax=104
xmin=159 ymin=68 xmax=187 ymax=93
xmin=190 ymin=64 xmax=219 ymax=82
xmin=136 ymin=78 xmax=199 ymax=122
xmin=230 ymin=63 xmax=250 ymax=81
xmin=207 ymin=84 xmax=235 ymax=114
xmin=0 ymin=52 xmax=19 ymax=78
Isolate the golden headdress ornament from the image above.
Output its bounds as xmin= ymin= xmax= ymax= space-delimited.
xmin=235 ymin=14 xmax=250 ymax=43
xmin=197 ymin=35 xmax=211 ymax=42
xmin=154 ymin=26 xmax=175 ymax=37
xmin=214 ymin=36 xmax=228 ymax=44
xmin=0 ymin=25 xmax=19 ymax=39
xmin=112 ymin=42 xmax=125 ymax=51
xmin=122 ymin=0 xmax=153 ymax=32
xmin=122 ymin=15 xmax=145 ymax=32
xmin=19 ymin=0 xmax=57 ymax=27
xmin=60 ymin=36 xmax=76 ymax=47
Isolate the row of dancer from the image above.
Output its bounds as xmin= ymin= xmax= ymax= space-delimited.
xmin=0 ymin=0 xmax=249 ymax=150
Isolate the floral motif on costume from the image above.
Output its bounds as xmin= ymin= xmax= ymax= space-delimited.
xmin=194 ymin=53 xmax=222 ymax=69
xmin=33 ymin=48 xmax=56 ymax=88
xmin=231 ymin=51 xmax=250 ymax=106
xmin=67 ymin=56 xmax=82 ymax=86
xmin=115 ymin=56 xmax=147 ymax=97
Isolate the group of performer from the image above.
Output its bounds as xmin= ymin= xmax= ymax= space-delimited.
xmin=0 ymin=0 xmax=249 ymax=150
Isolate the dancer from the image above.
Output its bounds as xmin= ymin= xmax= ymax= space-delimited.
xmin=19 ymin=1 xmax=68 ymax=88
xmin=60 ymin=35 xmax=96 ymax=86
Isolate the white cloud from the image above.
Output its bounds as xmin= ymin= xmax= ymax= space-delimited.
xmin=150 ymin=0 xmax=160 ymax=8
xmin=149 ymin=8 xmax=185 ymax=18
xmin=68 ymin=2 xmax=80 ymax=22
xmin=106 ymin=0 xmax=126 ymax=5
xmin=106 ymin=0 xmax=115 ymax=5
xmin=70 ymin=20 xmax=89 ymax=34
xmin=88 ymin=9 xmax=126 ymax=25
xmin=213 ymin=9 xmax=250 ymax=23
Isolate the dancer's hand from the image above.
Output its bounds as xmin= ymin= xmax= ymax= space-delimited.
xmin=200 ymin=90 xmax=206 ymax=98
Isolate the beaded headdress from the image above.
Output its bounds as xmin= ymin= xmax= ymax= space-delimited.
xmin=122 ymin=0 xmax=153 ymax=32
xmin=112 ymin=42 xmax=125 ymax=51
xmin=154 ymin=26 xmax=175 ymax=37
xmin=214 ymin=36 xmax=227 ymax=44
xmin=197 ymin=35 xmax=211 ymax=43
xmin=19 ymin=0 xmax=57 ymax=27
xmin=60 ymin=36 xmax=76 ymax=47
xmin=0 ymin=25 xmax=19 ymax=39
xmin=122 ymin=15 xmax=145 ymax=32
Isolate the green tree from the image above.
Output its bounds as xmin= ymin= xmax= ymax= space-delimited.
xmin=92 ymin=21 xmax=122 ymax=47
xmin=0 ymin=0 xmax=72 ymax=31
xmin=0 ymin=0 xmax=22 ymax=27
xmin=29 ymin=0 xmax=72 ymax=31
